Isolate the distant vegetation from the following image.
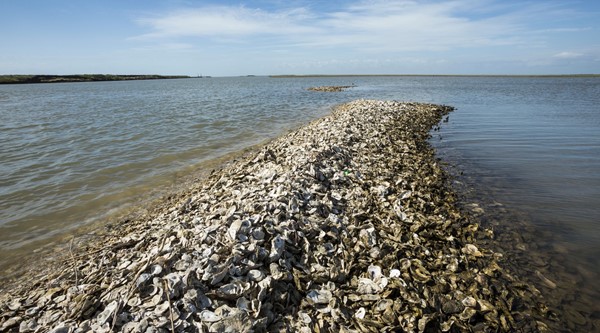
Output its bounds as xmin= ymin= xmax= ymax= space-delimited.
xmin=0 ymin=74 xmax=191 ymax=84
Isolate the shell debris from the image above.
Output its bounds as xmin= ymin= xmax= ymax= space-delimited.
xmin=0 ymin=100 xmax=555 ymax=332
xmin=307 ymin=85 xmax=355 ymax=92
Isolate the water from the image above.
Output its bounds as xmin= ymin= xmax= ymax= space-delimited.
xmin=430 ymin=77 xmax=600 ymax=254
xmin=1 ymin=77 xmax=599 ymax=288
xmin=0 ymin=78 xmax=339 ymax=251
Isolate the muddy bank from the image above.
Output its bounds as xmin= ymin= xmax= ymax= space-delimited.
xmin=1 ymin=100 xmax=555 ymax=332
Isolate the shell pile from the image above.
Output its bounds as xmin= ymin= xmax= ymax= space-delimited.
xmin=307 ymin=86 xmax=354 ymax=92
xmin=1 ymin=100 xmax=553 ymax=332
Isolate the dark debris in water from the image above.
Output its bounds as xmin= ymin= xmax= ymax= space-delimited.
xmin=307 ymin=85 xmax=355 ymax=92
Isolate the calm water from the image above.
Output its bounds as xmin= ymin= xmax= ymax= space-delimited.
xmin=0 ymin=78 xmax=339 ymax=252
xmin=1 ymin=77 xmax=599 ymax=281
xmin=431 ymin=77 xmax=600 ymax=251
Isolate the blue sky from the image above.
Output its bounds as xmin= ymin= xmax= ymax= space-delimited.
xmin=1 ymin=0 xmax=599 ymax=76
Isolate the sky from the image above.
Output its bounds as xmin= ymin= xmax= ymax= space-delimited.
xmin=1 ymin=0 xmax=599 ymax=76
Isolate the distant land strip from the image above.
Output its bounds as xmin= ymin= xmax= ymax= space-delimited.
xmin=0 ymin=74 xmax=191 ymax=84
xmin=270 ymin=74 xmax=600 ymax=78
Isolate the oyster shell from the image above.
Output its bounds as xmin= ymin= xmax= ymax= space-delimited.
xmin=0 ymin=100 xmax=563 ymax=332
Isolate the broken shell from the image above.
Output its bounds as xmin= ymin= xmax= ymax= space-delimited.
xmin=477 ymin=299 xmax=495 ymax=313
xmin=268 ymin=235 xmax=285 ymax=262
xmin=150 ymin=264 xmax=163 ymax=276
xmin=357 ymin=278 xmax=383 ymax=294
xmin=251 ymin=228 xmax=265 ymax=241
xmin=8 ymin=299 xmax=21 ymax=311
xmin=461 ymin=296 xmax=477 ymax=308
xmin=367 ymin=265 xmax=382 ymax=280
xmin=96 ymin=301 xmax=119 ymax=326
xmin=459 ymin=307 xmax=477 ymax=321
xmin=200 ymin=310 xmax=222 ymax=323
xmin=355 ymin=307 xmax=366 ymax=319
xmin=306 ymin=289 xmax=333 ymax=304
xmin=298 ymin=311 xmax=312 ymax=324
xmin=462 ymin=244 xmax=483 ymax=257
xmin=216 ymin=281 xmax=250 ymax=300
xmin=374 ymin=299 xmax=394 ymax=312
xmin=247 ymin=269 xmax=266 ymax=282
xmin=136 ymin=273 xmax=151 ymax=287
xmin=126 ymin=296 xmax=141 ymax=307
xmin=389 ymin=269 xmax=401 ymax=278
xmin=399 ymin=258 xmax=411 ymax=271
xmin=359 ymin=227 xmax=377 ymax=247
xmin=154 ymin=301 xmax=170 ymax=316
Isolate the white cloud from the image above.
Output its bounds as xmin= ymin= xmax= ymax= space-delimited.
xmin=135 ymin=1 xmax=530 ymax=49
xmin=307 ymin=0 xmax=529 ymax=51
xmin=136 ymin=6 xmax=317 ymax=39
xmin=553 ymin=51 xmax=584 ymax=59
xmin=133 ymin=0 xmax=588 ymax=58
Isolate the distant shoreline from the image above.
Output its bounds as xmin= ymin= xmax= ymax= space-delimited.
xmin=270 ymin=74 xmax=600 ymax=78
xmin=0 ymin=74 xmax=191 ymax=84
xmin=2 ymin=74 xmax=597 ymax=84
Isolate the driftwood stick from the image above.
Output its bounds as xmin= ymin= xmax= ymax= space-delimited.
xmin=164 ymin=279 xmax=176 ymax=333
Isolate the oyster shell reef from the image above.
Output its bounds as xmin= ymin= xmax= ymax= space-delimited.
xmin=1 ymin=100 xmax=563 ymax=332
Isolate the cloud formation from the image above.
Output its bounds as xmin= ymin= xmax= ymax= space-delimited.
xmin=129 ymin=0 xmax=597 ymax=74
xmin=1 ymin=0 xmax=596 ymax=75
xmin=553 ymin=51 xmax=584 ymax=59
xmin=137 ymin=6 xmax=316 ymax=39
xmin=135 ymin=0 xmax=543 ymax=52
